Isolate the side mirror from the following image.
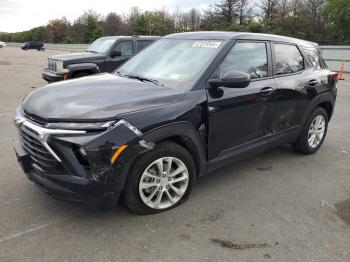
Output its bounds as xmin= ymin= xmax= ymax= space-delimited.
xmin=111 ymin=50 xmax=122 ymax=58
xmin=209 ymin=70 xmax=251 ymax=89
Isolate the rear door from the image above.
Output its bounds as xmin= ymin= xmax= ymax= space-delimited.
xmin=105 ymin=40 xmax=134 ymax=72
xmin=207 ymin=41 xmax=276 ymax=160
xmin=136 ymin=40 xmax=154 ymax=53
xmin=302 ymin=46 xmax=332 ymax=90
xmin=270 ymin=43 xmax=323 ymax=133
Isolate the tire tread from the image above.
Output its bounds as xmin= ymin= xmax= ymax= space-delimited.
xmin=292 ymin=107 xmax=328 ymax=154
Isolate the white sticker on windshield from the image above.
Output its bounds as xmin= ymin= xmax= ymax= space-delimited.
xmin=192 ymin=41 xmax=221 ymax=48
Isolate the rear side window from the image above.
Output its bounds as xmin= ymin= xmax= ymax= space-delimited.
xmin=137 ymin=40 xmax=153 ymax=52
xmin=219 ymin=42 xmax=268 ymax=79
xmin=114 ymin=41 xmax=133 ymax=56
xmin=274 ymin=44 xmax=304 ymax=75
xmin=302 ymin=47 xmax=326 ymax=69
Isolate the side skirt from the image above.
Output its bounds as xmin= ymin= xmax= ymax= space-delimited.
xmin=207 ymin=126 xmax=301 ymax=174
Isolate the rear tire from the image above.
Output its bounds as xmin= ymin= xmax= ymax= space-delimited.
xmin=292 ymin=107 xmax=328 ymax=154
xmin=123 ymin=141 xmax=196 ymax=214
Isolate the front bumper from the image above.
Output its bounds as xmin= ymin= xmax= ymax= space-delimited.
xmin=14 ymin=115 xmax=144 ymax=205
xmin=42 ymin=69 xmax=65 ymax=83
xmin=14 ymin=141 xmax=119 ymax=204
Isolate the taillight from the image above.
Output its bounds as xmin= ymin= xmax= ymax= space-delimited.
xmin=330 ymin=72 xmax=338 ymax=82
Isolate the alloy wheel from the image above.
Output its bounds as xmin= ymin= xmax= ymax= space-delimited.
xmin=139 ymin=157 xmax=189 ymax=210
xmin=307 ymin=115 xmax=326 ymax=148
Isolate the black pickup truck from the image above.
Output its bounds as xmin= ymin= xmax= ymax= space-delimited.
xmin=21 ymin=41 xmax=45 ymax=51
xmin=42 ymin=36 xmax=159 ymax=82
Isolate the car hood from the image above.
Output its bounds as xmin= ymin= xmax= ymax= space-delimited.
xmin=50 ymin=52 xmax=105 ymax=62
xmin=23 ymin=73 xmax=186 ymax=121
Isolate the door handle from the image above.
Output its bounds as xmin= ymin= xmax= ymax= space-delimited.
xmin=308 ymin=79 xmax=319 ymax=86
xmin=259 ymin=87 xmax=274 ymax=96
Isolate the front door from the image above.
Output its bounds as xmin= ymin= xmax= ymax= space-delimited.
xmin=207 ymin=41 xmax=276 ymax=160
xmin=105 ymin=40 xmax=134 ymax=72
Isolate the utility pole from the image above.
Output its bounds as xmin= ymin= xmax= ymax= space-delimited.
xmin=149 ymin=21 xmax=153 ymax=36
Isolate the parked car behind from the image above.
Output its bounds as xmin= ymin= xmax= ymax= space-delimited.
xmin=14 ymin=32 xmax=337 ymax=214
xmin=21 ymin=41 xmax=45 ymax=51
xmin=42 ymin=35 xmax=159 ymax=83
xmin=0 ymin=41 xmax=6 ymax=48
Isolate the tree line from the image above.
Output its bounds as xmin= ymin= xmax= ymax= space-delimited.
xmin=1 ymin=0 xmax=349 ymax=45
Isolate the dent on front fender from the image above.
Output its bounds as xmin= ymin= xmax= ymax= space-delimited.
xmin=86 ymin=120 xmax=154 ymax=150
xmin=53 ymin=120 xmax=154 ymax=177
xmin=44 ymin=120 xmax=158 ymax=194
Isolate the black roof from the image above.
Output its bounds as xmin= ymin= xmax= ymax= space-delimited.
xmin=165 ymin=31 xmax=316 ymax=47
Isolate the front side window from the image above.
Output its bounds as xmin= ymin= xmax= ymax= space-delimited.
xmin=117 ymin=39 xmax=224 ymax=89
xmin=218 ymin=42 xmax=268 ymax=79
xmin=275 ymin=44 xmax=304 ymax=75
xmin=114 ymin=41 xmax=133 ymax=56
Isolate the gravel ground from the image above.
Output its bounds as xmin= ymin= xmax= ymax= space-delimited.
xmin=0 ymin=47 xmax=349 ymax=262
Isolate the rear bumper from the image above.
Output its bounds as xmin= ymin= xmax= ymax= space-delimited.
xmin=14 ymin=141 xmax=119 ymax=205
xmin=42 ymin=69 xmax=65 ymax=83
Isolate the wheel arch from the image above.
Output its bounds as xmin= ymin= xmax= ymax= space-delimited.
xmin=67 ymin=63 xmax=101 ymax=78
xmin=301 ymin=92 xmax=335 ymax=126
xmin=166 ymin=135 xmax=202 ymax=177
xmin=141 ymin=121 xmax=207 ymax=178
xmin=318 ymin=101 xmax=333 ymax=121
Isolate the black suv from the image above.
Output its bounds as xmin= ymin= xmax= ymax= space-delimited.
xmin=21 ymin=41 xmax=45 ymax=51
xmin=42 ymin=36 xmax=159 ymax=82
xmin=14 ymin=32 xmax=337 ymax=214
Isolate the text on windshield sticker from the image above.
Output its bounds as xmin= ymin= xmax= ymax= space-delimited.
xmin=192 ymin=41 xmax=221 ymax=48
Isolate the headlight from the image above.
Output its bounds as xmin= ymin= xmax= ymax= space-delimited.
xmin=56 ymin=61 xmax=69 ymax=73
xmin=56 ymin=61 xmax=63 ymax=72
xmin=45 ymin=121 xmax=116 ymax=131
xmin=81 ymin=144 xmax=128 ymax=177
xmin=49 ymin=60 xmax=68 ymax=74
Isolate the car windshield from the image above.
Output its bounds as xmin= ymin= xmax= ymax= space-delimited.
xmin=87 ymin=38 xmax=115 ymax=54
xmin=117 ymin=38 xmax=224 ymax=89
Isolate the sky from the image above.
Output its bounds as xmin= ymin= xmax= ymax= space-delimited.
xmin=0 ymin=0 xmax=214 ymax=32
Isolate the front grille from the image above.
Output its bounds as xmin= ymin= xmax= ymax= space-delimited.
xmin=24 ymin=113 xmax=47 ymax=127
xmin=19 ymin=128 xmax=59 ymax=173
xmin=48 ymin=59 xmax=57 ymax=72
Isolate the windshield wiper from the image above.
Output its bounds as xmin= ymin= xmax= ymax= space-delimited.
xmin=125 ymin=74 xmax=160 ymax=86
xmin=86 ymin=50 xmax=98 ymax=53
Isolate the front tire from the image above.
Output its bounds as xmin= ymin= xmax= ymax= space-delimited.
xmin=293 ymin=107 xmax=328 ymax=154
xmin=123 ymin=141 xmax=196 ymax=214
